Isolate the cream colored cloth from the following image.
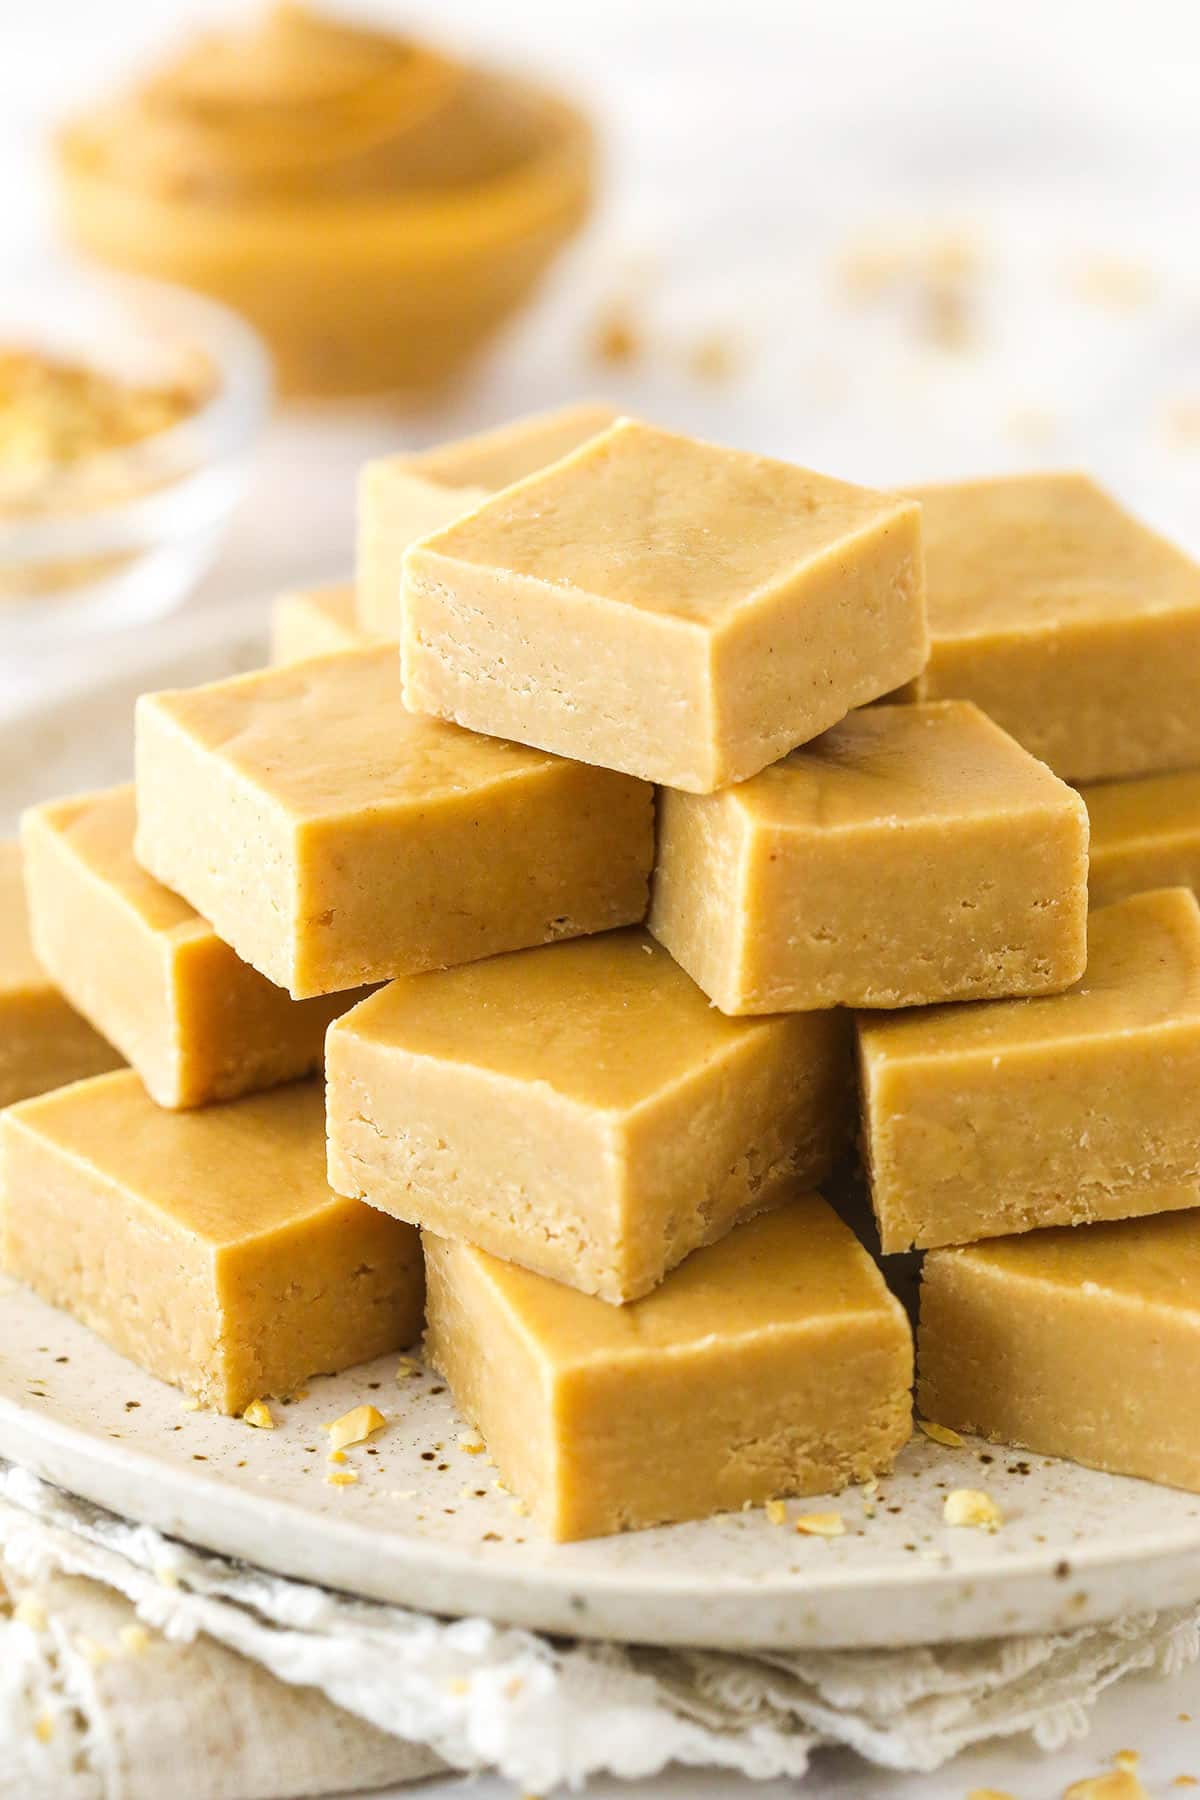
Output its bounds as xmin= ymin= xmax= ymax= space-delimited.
xmin=2 ymin=1464 xmax=1199 ymax=1798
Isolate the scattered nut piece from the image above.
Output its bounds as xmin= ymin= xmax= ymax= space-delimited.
xmin=33 ymin=1713 xmax=54 ymax=1744
xmin=181 ymin=1396 xmax=201 ymax=1413
xmin=242 ymin=1399 xmax=275 ymax=1430
xmin=326 ymin=1469 xmax=359 ymax=1488
xmin=1064 ymin=1767 xmax=1150 ymax=1799
xmin=395 ymin=1356 xmax=422 ymax=1381
xmin=1068 ymin=254 xmax=1155 ymax=312
xmin=943 ymin=1488 xmax=1002 ymax=1531
xmin=324 ymin=1404 xmax=386 ymax=1452
xmin=794 ymin=1512 xmax=845 ymax=1538
xmin=457 ymin=1433 xmax=486 ymax=1456
xmin=591 ymin=304 xmax=641 ymax=368
xmin=687 ymin=332 xmax=738 ymax=382
xmin=764 ymin=1498 xmax=787 ymax=1526
xmin=918 ymin=1419 xmax=965 ymax=1449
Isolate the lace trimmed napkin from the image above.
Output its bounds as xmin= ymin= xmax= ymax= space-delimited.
xmin=2 ymin=1462 xmax=1197 ymax=1799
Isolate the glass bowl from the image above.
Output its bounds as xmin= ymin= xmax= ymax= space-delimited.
xmin=0 ymin=264 xmax=270 ymax=653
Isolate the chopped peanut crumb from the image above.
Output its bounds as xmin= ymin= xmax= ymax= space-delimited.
xmin=181 ymin=1396 xmax=201 ymax=1413
xmin=33 ymin=1713 xmax=53 ymax=1743
xmin=687 ymin=332 xmax=738 ymax=382
xmin=794 ymin=1512 xmax=845 ymax=1538
xmin=396 ymin=1356 xmax=422 ymax=1381
xmin=1064 ymin=1769 xmax=1150 ymax=1799
xmin=242 ymin=1399 xmax=275 ymax=1430
xmin=765 ymin=1499 xmax=787 ymax=1525
xmin=118 ymin=1624 xmax=151 ymax=1656
xmin=918 ymin=1418 xmax=964 ymax=1449
xmin=457 ymin=1433 xmax=486 ymax=1455
xmin=324 ymin=1404 xmax=386 ymax=1452
xmin=14 ymin=1595 xmax=47 ymax=1631
xmin=328 ymin=1448 xmax=347 ymax=1465
xmin=943 ymin=1488 xmax=1002 ymax=1531
xmin=326 ymin=1469 xmax=359 ymax=1488
xmin=591 ymin=305 xmax=641 ymax=368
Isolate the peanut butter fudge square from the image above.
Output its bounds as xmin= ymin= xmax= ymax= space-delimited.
xmin=1 ymin=1073 xmax=423 ymax=1413
xmin=859 ymin=887 xmax=1200 ymax=1253
xmin=919 ymin=1211 xmax=1200 ymax=1492
xmin=359 ymin=402 xmax=618 ymax=636
xmin=0 ymin=839 xmax=121 ymax=1108
xmin=425 ymin=1196 xmax=913 ymax=1539
xmin=402 ymin=418 xmax=927 ymax=791
xmin=327 ymin=928 xmax=853 ymax=1302
xmin=23 ymin=786 xmax=365 ymax=1109
xmin=270 ymin=580 xmax=374 ymax=663
xmin=904 ymin=472 xmax=1200 ymax=781
xmin=1082 ymin=767 xmax=1200 ymax=910
xmin=136 ymin=648 xmax=653 ymax=998
xmin=651 ymin=701 xmax=1088 ymax=1013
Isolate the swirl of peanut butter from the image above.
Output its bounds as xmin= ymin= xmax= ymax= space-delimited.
xmin=59 ymin=4 xmax=553 ymax=203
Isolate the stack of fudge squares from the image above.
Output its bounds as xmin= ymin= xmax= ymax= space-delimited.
xmin=6 ymin=402 xmax=1200 ymax=1543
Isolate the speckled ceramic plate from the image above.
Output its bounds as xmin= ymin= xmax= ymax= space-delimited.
xmin=7 ymin=617 xmax=1200 ymax=1651
xmin=4 ymin=1275 xmax=1200 ymax=1651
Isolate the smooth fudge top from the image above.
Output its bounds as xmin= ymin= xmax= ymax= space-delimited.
xmin=137 ymin=647 xmax=572 ymax=820
xmin=1085 ymin=768 xmax=1200 ymax=852
xmin=861 ymin=886 xmax=1200 ymax=1062
xmin=26 ymin=787 xmax=203 ymax=941
xmin=396 ymin=401 xmax=619 ymax=491
xmin=409 ymin=418 xmax=921 ymax=629
xmin=912 ymin=472 xmax=1200 ymax=639
xmin=332 ymin=926 xmax=798 ymax=1112
xmin=4 ymin=1070 xmax=340 ymax=1248
xmin=929 ymin=1210 xmax=1200 ymax=1312
xmin=727 ymin=700 xmax=1079 ymax=831
xmin=442 ymin=1194 xmax=903 ymax=1365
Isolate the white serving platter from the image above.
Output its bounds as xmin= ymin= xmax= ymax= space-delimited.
xmin=5 ymin=614 xmax=1200 ymax=1652
xmin=4 ymin=1275 xmax=1200 ymax=1652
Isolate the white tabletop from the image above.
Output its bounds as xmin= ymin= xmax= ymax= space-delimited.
xmin=4 ymin=3 xmax=1200 ymax=1793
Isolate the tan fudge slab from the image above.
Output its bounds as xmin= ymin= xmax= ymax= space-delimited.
xmin=1083 ymin=769 xmax=1200 ymax=910
xmin=0 ymin=840 xmax=121 ymax=1109
xmin=270 ymin=581 xmax=375 ymax=663
xmin=904 ymin=473 xmax=1200 ymax=782
xmin=858 ymin=887 xmax=1200 ymax=1253
xmin=651 ymin=700 xmax=1088 ymax=1014
xmin=135 ymin=648 xmax=653 ymax=999
xmin=402 ymin=419 xmax=927 ymax=791
xmin=919 ymin=1212 xmax=1200 ymax=1492
xmin=1 ymin=1072 xmax=423 ymax=1413
xmin=22 ymin=787 xmax=365 ymax=1109
xmin=425 ymin=1196 xmax=912 ymax=1539
xmin=327 ymin=927 xmax=852 ymax=1303
xmin=358 ymin=402 xmax=617 ymax=636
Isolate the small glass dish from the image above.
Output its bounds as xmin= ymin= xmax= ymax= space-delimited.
xmin=0 ymin=263 xmax=270 ymax=653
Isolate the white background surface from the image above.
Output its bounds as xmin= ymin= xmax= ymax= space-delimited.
xmin=3 ymin=2 xmax=1200 ymax=1793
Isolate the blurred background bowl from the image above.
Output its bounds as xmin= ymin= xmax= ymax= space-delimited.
xmin=0 ymin=266 xmax=269 ymax=653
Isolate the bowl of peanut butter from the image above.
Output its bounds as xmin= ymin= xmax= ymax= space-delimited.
xmin=54 ymin=4 xmax=596 ymax=400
